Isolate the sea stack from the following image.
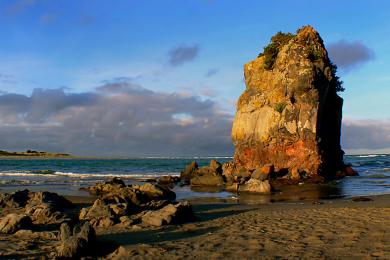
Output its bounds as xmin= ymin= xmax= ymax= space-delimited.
xmin=232 ymin=26 xmax=345 ymax=179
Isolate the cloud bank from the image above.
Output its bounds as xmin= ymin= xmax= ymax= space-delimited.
xmin=168 ymin=45 xmax=199 ymax=66
xmin=342 ymin=119 xmax=390 ymax=152
xmin=0 ymin=81 xmax=233 ymax=156
xmin=327 ymin=40 xmax=375 ymax=71
xmin=0 ymin=80 xmax=389 ymax=156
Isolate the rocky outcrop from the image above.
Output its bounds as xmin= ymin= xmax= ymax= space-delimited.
xmin=0 ymin=214 xmax=32 ymax=234
xmin=231 ymin=26 xmax=345 ymax=179
xmin=180 ymin=161 xmax=199 ymax=183
xmin=0 ymin=190 xmax=73 ymax=224
xmin=82 ymin=180 xmax=176 ymax=203
xmin=79 ymin=198 xmax=120 ymax=228
xmin=80 ymin=177 xmax=126 ymax=195
xmin=79 ymin=178 xmax=192 ymax=228
xmin=141 ymin=202 xmax=194 ymax=227
xmin=24 ymin=191 xmax=73 ymax=224
xmin=0 ymin=189 xmax=30 ymax=208
xmin=190 ymin=160 xmax=225 ymax=187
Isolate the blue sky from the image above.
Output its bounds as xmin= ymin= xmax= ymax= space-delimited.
xmin=0 ymin=0 xmax=389 ymax=155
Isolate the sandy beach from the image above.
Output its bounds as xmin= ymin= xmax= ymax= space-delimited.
xmin=0 ymin=191 xmax=389 ymax=258
xmin=99 ymin=195 xmax=390 ymax=259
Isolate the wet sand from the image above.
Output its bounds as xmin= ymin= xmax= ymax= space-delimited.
xmin=100 ymin=194 xmax=390 ymax=259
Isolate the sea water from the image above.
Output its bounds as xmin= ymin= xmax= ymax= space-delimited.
xmin=0 ymin=155 xmax=389 ymax=201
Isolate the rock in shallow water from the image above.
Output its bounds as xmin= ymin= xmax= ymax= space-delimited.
xmin=180 ymin=161 xmax=198 ymax=183
xmin=190 ymin=172 xmax=225 ymax=187
xmin=189 ymin=160 xmax=225 ymax=187
xmin=239 ymin=179 xmax=271 ymax=194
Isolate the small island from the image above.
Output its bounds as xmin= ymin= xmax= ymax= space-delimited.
xmin=0 ymin=150 xmax=72 ymax=158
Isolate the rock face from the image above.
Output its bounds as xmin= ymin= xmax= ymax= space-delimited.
xmin=231 ymin=26 xmax=344 ymax=178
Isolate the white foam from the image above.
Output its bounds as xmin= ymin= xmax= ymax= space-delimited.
xmin=54 ymin=171 xmax=179 ymax=179
xmin=357 ymin=154 xmax=387 ymax=158
xmin=143 ymin=156 xmax=233 ymax=159
xmin=0 ymin=171 xmax=179 ymax=179
xmin=0 ymin=172 xmax=57 ymax=177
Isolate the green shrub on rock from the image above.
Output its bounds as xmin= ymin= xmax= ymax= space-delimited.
xmin=258 ymin=32 xmax=295 ymax=70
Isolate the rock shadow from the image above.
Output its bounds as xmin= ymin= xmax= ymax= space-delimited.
xmin=98 ymin=226 xmax=220 ymax=246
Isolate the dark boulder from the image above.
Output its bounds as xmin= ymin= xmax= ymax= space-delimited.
xmin=0 ymin=189 xmax=30 ymax=208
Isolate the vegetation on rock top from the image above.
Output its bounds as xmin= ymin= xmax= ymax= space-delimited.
xmin=258 ymin=31 xmax=296 ymax=70
xmin=258 ymin=27 xmax=344 ymax=92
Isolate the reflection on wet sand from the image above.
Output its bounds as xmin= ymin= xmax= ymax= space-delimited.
xmin=189 ymin=182 xmax=344 ymax=204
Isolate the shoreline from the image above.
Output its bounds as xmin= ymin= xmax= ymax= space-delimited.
xmin=63 ymin=192 xmax=390 ymax=209
xmin=1 ymin=177 xmax=390 ymax=204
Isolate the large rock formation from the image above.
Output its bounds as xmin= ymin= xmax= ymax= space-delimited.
xmin=232 ymin=26 xmax=345 ymax=179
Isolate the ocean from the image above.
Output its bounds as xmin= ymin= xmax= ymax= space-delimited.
xmin=0 ymin=155 xmax=389 ymax=201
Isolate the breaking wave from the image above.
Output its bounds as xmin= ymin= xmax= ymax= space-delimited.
xmin=356 ymin=154 xmax=388 ymax=158
xmin=0 ymin=171 xmax=179 ymax=179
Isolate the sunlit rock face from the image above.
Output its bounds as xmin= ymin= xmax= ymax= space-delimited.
xmin=232 ymin=26 xmax=344 ymax=178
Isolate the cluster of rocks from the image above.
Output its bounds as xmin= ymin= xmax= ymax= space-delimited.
xmin=0 ymin=189 xmax=73 ymax=228
xmin=0 ymin=190 xmax=94 ymax=257
xmin=180 ymin=159 xmax=272 ymax=194
xmin=0 ymin=178 xmax=195 ymax=258
xmin=176 ymin=26 xmax=360 ymax=191
xmin=179 ymin=158 xmax=357 ymax=194
xmin=79 ymin=178 xmax=193 ymax=228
